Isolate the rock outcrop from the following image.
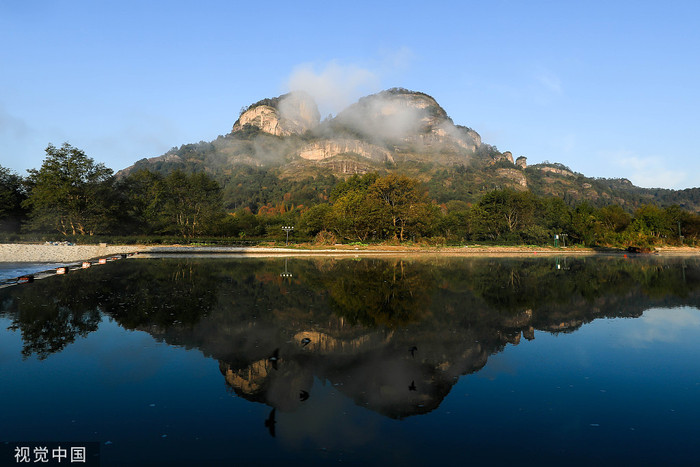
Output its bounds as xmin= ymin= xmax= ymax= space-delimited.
xmin=232 ymin=91 xmax=320 ymax=136
xmin=536 ymin=165 xmax=576 ymax=177
xmin=515 ymin=156 xmax=527 ymax=169
xmin=298 ymin=139 xmax=393 ymax=163
xmin=331 ymin=88 xmax=480 ymax=152
xmin=496 ymin=168 xmax=528 ymax=189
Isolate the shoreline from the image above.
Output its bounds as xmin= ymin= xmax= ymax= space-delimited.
xmin=0 ymin=243 xmax=150 ymax=263
xmin=2 ymin=243 xmax=699 ymax=264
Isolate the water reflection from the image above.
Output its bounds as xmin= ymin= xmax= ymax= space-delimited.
xmin=1 ymin=256 xmax=700 ymax=424
xmin=620 ymin=306 xmax=700 ymax=346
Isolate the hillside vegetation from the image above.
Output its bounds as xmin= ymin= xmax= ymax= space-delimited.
xmin=2 ymin=89 xmax=699 ymax=247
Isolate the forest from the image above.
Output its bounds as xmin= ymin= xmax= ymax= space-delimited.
xmin=1 ymin=143 xmax=699 ymax=247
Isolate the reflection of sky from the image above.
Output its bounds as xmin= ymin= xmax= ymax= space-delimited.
xmin=276 ymin=378 xmax=381 ymax=449
xmin=0 ymin=262 xmax=66 ymax=280
xmin=622 ymin=307 xmax=700 ymax=347
xmin=443 ymin=306 xmax=700 ymax=465
xmin=3 ymin=303 xmax=700 ymax=464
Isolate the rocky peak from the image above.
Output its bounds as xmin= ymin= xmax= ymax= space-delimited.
xmin=232 ymin=91 xmax=320 ymax=136
xmin=331 ymin=88 xmax=480 ymax=151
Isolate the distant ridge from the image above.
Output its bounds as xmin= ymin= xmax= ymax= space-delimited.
xmin=119 ymin=89 xmax=700 ymax=213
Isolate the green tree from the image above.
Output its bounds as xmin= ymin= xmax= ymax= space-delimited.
xmin=571 ymin=203 xmax=602 ymax=246
xmin=0 ymin=165 xmax=26 ymax=233
xmin=161 ymin=170 xmax=225 ymax=237
xmin=367 ymin=174 xmax=433 ymax=241
xmin=299 ymin=203 xmax=333 ymax=237
xmin=596 ymin=205 xmax=631 ymax=233
xmin=23 ymin=143 xmax=117 ymax=235
xmin=329 ymin=190 xmax=380 ymax=242
xmin=472 ymin=189 xmax=537 ymax=240
xmin=330 ymin=173 xmax=379 ymax=203
xmin=629 ymin=204 xmax=673 ymax=241
xmin=538 ymin=197 xmax=573 ymax=233
xmin=119 ymin=169 xmax=167 ymax=234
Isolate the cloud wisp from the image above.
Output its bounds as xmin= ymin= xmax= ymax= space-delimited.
xmin=604 ymin=149 xmax=689 ymax=189
xmin=286 ymin=61 xmax=381 ymax=118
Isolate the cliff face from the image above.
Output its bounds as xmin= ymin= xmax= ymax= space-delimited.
xmin=227 ymin=88 xmax=481 ymax=168
xmin=232 ymin=91 xmax=320 ymax=136
xmin=298 ymin=139 xmax=393 ymax=163
xmin=232 ymin=105 xmax=283 ymax=135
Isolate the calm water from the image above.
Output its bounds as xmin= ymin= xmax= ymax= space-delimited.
xmin=0 ymin=262 xmax=68 ymax=281
xmin=1 ymin=256 xmax=699 ymax=466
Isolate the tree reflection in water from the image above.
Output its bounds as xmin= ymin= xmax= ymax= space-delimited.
xmin=1 ymin=256 xmax=699 ymax=419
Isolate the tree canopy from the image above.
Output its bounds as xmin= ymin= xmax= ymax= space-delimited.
xmin=0 ymin=165 xmax=26 ymax=233
xmin=23 ymin=143 xmax=117 ymax=235
xmin=4 ymin=142 xmax=700 ymax=248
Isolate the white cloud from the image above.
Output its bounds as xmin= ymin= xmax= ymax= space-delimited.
xmin=285 ymin=48 xmax=416 ymax=117
xmin=620 ymin=307 xmax=700 ymax=347
xmin=286 ymin=61 xmax=381 ymax=117
xmin=604 ymin=149 xmax=688 ymax=189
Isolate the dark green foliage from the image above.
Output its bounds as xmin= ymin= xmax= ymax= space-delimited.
xmin=118 ymin=169 xmax=166 ymax=234
xmin=240 ymin=96 xmax=283 ymax=114
xmin=121 ymin=169 xmax=226 ymax=238
xmin=12 ymin=142 xmax=700 ymax=247
xmin=329 ymin=173 xmax=379 ymax=202
xmin=0 ymin=165 xmax=27 ymax=232
xmin=299 ymin=204 xmax=333 ymax=236
xmin=470 ymin=189 xmax=538 ymax=241
xmin=220 ymin=166 xmax=337 ymax=211
xmin=162 ymin=170 xmax=225 ymax=237
xmin=23 ymin=143 xmax=119 ymax=235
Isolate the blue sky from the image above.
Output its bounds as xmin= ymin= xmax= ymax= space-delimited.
xmin=1 ymin=1 xmax=698 ymax=189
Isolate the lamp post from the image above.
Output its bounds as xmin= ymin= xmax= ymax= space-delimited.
xmin=280 ymin=258 xmax=292 ymax=278
xmin=282 ymin=226 xmax=294 ymax=246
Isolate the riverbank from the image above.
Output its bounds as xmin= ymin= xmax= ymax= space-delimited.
xmin=2 ymin=243 xmax=699 ymax=263
xmin=0 ymin=243 xmax=150 ymax=263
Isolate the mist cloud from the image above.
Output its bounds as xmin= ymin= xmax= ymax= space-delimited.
xmin=286 ymin=61 xmax=381 ymax=117
xmin=608 ymin=149 xmax=688 ymax=189
xmin=333 ymin=92 xmax=430 ymax=143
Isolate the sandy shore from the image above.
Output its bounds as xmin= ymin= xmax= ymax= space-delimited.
xmin=2 ymin=243 xmax=698 ymax=263
xmin=0 ymin=243 xmax=149 ymax=263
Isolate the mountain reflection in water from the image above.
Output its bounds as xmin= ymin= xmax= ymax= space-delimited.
xmin=2 ymin=256 xmax=699 ymax=425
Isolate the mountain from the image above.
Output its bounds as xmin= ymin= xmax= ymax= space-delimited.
xmin=119 ymin=88 xmax=700 ymax=213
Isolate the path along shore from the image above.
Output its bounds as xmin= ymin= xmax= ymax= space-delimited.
xmin=1 ymin=243 xmax=699 ymax=263
xmin=0 ymin=243 xmax=150 ymax=263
